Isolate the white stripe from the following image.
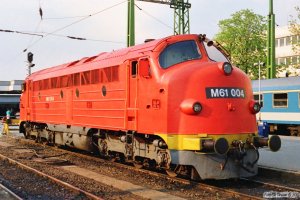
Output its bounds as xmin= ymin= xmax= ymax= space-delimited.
xmin=253 ymin=90 xmax=300 ymax=94
xmin=257 ymin=112 xmax=300 ymax=122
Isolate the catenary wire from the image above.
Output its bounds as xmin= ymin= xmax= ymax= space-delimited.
xmin=0 ymin=29 xmax=124 ymax=44
xmin=24 ymin=0 xmax=44 ymax=52
xmin=135 ymin=3 xmax=173 ymax=30
xmin=24 ymin=0 xmax=127 ymax=51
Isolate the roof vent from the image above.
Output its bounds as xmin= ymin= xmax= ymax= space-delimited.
xmin=66 ymin=60 xmax=80 ymax=67
xmin=144 ymin=39 xmax=155 ymax=43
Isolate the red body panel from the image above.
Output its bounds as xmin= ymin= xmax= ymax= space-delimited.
xmin=20 ymin=34 xmax=257 ymax=135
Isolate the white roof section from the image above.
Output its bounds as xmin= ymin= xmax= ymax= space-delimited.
xmin=0 ymin=80 xmax=23 ymax=92
xmin=275 ymin=26 xmax=292 ymax=38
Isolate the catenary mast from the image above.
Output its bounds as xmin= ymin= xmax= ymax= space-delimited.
xmin=267 ymin=0 xmax=276 ymax=79
xmin=127 ymin=0 xmax=191 ymax=47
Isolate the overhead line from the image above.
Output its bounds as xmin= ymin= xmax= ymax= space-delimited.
xmin=0 ymin=28 xmax=124 ymax=44
xmin=0 ymin=29 xmax=43 ymax=37
xmin=135 ymin=3 xmax=173 ymax=30
xmin=44 ymin=16 xmax=89 ymax=20
xmin=24 ymin=0 xmax=127 ymax=51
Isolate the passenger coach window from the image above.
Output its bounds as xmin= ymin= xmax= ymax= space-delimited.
xmin=159 ymin=40 xmax=201 ymax=69
xmin=299 ymin=93 xmax=300 ymax=108
xmin=273 ymin=93 xmax=288 ymax=108
xmin=254 ymin=94 xmax=263 ymax=107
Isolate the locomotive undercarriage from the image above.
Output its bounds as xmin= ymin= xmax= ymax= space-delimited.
xmin=20 ymin=121 xmax=261 ymax=180
xmin=20 ymin=121 xmax=196 ymax=178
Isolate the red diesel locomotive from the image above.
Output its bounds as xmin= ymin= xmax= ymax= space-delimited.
xmin=19 ymin=34 xmax=281 ymax=180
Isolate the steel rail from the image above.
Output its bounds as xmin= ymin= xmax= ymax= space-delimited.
xmin=16 ymin=138 xmax=262 ymax=199
xmin=241 ymin=177 xmax=300 ymax=193
xmin=0 ymin=183 xmax=22 ymax=200
xmin=0 ymin=153 xmax=103 ymax=200
xmin=16 ymin=137 xmax=300 ymax=200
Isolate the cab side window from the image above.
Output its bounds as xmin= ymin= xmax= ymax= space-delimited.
xmin=22 ymin=83 xmax=26 ymax=91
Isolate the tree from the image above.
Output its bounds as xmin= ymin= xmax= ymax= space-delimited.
xmin=214 ymin=9 xmax=267 ymax=79
xmin=289 ymin=6 xmax=300 ymax=54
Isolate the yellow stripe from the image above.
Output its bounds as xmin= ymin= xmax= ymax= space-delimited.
xmin=156 ymin=133 xmax=258 ymax=151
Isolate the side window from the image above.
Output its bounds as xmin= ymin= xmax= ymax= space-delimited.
xmin=299 ymin=93 xmax=300 ymax=108
xmin=131 ymin=61 xmax=138 ymax=77
xmin=203 ymin=42 xmax=229 ymax=62
xmin=254 ymin=94 xmax=263 ymax=107
xmin=74 ymin=73 xmax=80 ymax=86
xmin=273 ymin=93 xmax=288 ymax=108
xmin=91 ymin=69 xmax=100 ymax=84
xmin=81 ymin=71 xmax=91 ymax=85
xmin=22 ymin=83 xmax=26 ymax=91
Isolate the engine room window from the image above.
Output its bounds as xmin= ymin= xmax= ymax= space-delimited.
xmin=81 ymin=71 xmax=91 ymax=85
xmin=273 ymin=93 xmax=288 ymax=108
xmin=159 ymin=40 xmax=201 ymax=69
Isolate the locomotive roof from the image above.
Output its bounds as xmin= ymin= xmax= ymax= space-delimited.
xmin=27 ymin=34 xmax=199 ymax=82
xmin=27 ymin=39 xmax=160 ymax=81
xmin=252 ymin=76 xmax=300 ymax=92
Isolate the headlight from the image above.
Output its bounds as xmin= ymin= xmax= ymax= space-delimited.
xmin=180 ymin=99 xmax=202 ymax=115
xmin=249 ymin=100 xmax=261 ymax=114
xmin=253 ymin=103 xmax=260 ymax=112
xmin=223 ymin=62 xmax=233 ymax=75
xmin=193 ymin=102 xmax=202 ymax=113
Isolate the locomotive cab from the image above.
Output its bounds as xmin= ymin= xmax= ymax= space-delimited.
xmin=150 ymin=34 xmax=281 ymax=179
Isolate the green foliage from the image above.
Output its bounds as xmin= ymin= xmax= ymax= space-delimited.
xmin=289 ymin=6 xmax=300 ymax=54
xmin=214 ymin=9 xmax=267 ymax=79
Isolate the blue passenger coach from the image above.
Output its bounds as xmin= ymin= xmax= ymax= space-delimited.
xmin=252 ymin=77 xmax=300 ymax=136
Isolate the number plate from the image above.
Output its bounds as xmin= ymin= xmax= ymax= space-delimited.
xmin=206 ymin=87 xmax=245 ymax=98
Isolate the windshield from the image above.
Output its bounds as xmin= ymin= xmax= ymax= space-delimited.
xmin=203 ymin=41 xmax=229 ymax=62
xmin=159 ymin=40 xmax=201 ymax=69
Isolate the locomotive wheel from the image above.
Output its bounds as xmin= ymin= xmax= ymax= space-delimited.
xmin=24 ymin=131 xmax=30 ymax=139
xmin=24 ymin=128 xmax=31 ymax=139
xmin=166 ymin=164 xmax=180 ymax=177
xmin=166 ymin=169 xmax=177 ymax=177
xmin=133 ymin=161 xmax=143 ymax=169
xmin=108 ymin=156 xmax=117 ymax=162
xmin=166 ymin=165 xmax=190 ymax=178
xmin=107 ymin=152 xmax=117 ymax=162
xmin=35 ymin=133 xmax=42 ymax=143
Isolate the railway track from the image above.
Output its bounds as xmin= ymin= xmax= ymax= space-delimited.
xmin=0 ymin=183 xmax=22 ymax=200
xmin=0 ymin=135 xmax=299 ymax=200
xmin=0 ymin=153 xmax=102 ymax=200
xmin=242 ymin=177 xmax=300 ymax=193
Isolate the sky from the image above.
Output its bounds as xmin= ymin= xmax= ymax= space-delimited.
xmin=0 ymin=0 xmax=299 ymax=81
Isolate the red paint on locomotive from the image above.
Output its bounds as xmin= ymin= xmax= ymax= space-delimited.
xmin=20 ymin=34 xmax=256 ymax=134
xmin=19 ymin=34 xmax=280 ymax=180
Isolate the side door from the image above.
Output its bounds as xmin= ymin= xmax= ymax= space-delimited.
xmin=66 ymin=89 xmax=73 ymax=124
xmin=126 ymin=60 xmax=138 ymax=130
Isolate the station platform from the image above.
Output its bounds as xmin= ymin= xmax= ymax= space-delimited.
xmin=258 ymin=135 xmax=300 ymax=174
